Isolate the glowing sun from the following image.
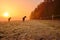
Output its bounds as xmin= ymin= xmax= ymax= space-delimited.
xmin=3 ymin=12 xmax=9 ymax=17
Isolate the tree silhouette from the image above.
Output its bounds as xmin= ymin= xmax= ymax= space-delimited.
xmin=30 ymin=0 xmax=60 ymax=20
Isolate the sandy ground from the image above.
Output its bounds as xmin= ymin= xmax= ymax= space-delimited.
xmin=0 ymin=20 xmax=60 ymax=40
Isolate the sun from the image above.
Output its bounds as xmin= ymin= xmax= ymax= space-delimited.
xmin=3 ymin=12 xmax=9 ymax=17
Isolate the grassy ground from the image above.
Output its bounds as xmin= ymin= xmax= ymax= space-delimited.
xmin=0 ymin=20 xmax=60 ymax=40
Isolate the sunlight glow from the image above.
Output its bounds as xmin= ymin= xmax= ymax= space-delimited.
xmin=3 ymin=12 xmax=9 ymax=17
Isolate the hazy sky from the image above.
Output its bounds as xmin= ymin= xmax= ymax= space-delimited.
xmin=0 ymin=0 xmax=44 ymax=21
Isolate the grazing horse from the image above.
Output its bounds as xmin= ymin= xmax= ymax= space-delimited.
xmin=8 ymin=17 xmax=11 ymax=22
xmin=22 ymin=16 xmax=26 ymax=22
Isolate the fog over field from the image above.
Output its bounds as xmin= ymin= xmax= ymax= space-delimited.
xmin=0 ymin=20 xmax=60 ymax=40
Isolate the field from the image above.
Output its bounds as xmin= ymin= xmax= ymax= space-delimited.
xmin=0 ymin=20 xmax=60 ymax=40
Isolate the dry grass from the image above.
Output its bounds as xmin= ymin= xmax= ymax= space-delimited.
xmin=0 ymin=20 xmax=60 ymax=40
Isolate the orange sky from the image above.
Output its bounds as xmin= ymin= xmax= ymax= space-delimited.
xmin=0 ymin=0 xmax=44 ymax=21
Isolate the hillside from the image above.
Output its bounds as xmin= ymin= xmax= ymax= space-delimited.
xmin=30 ymin=0 xmax=60 ymax=20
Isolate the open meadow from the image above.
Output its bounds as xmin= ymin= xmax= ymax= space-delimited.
xmin=0 ymin=20 xmax=60 ymax=40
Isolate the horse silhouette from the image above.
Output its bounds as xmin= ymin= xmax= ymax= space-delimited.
xmin=8 ymin=17 xmax=11 ymax=22
xmin=22 ymin=16 xmax=26 ymax=22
